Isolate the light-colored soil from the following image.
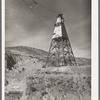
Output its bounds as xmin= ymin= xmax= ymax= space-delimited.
xmin=5 ymin=46 xmax=91 ymax=100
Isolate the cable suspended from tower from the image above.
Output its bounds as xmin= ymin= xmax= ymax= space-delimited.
xmin=22 ymin=0 xmax=55 ymax=30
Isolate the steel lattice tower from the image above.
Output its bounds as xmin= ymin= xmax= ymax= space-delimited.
xmin=45 ymin=14 xmax=77 ymax=67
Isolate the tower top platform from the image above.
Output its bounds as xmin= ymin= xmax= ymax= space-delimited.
xmin=57 ymin=14 xmax=63 ymax=18
xmin=52 ymin=14 xmax=68 ymax=39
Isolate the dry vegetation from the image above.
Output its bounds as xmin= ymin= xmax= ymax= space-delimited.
xmin=24 ymin=75 xmax=91 ymax=100
xmin=5 ymin=46 xmax=91 ymax=100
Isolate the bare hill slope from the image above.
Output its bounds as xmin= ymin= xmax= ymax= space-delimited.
xmin=5 ymin=46 xmax=91 ymax=100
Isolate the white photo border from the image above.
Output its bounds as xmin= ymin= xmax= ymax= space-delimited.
xmin=92 ymin=0 xmax=99 ymax=100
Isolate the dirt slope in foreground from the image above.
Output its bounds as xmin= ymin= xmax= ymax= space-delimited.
xmin=5 ymin=46 xmax=91 ymax=100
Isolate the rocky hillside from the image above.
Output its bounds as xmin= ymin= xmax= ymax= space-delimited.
xmin=5 ymin=46 xmax=91 ymax=100
xmin=24 ymin=75 xmax=91 ymax=100
xmin=5 ymin=46 xmax=91 ymax=79
xmin=5 ymin=46 xmax=91 ymax=69
xmin=5 ymin=46 xmax=91 ymax=85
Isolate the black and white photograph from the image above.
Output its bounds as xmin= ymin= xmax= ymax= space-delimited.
xmin=4 ymin=0 xmax=92 ymax=100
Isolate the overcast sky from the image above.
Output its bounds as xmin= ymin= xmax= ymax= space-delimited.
xmin=5 ymin=0 xmax=91 ymax=58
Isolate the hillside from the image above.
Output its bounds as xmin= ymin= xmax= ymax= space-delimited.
xmin=5 ymin=46 xmax=91 ymax=100
xmin=5 ymin=46 xmax=91 ymax=67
